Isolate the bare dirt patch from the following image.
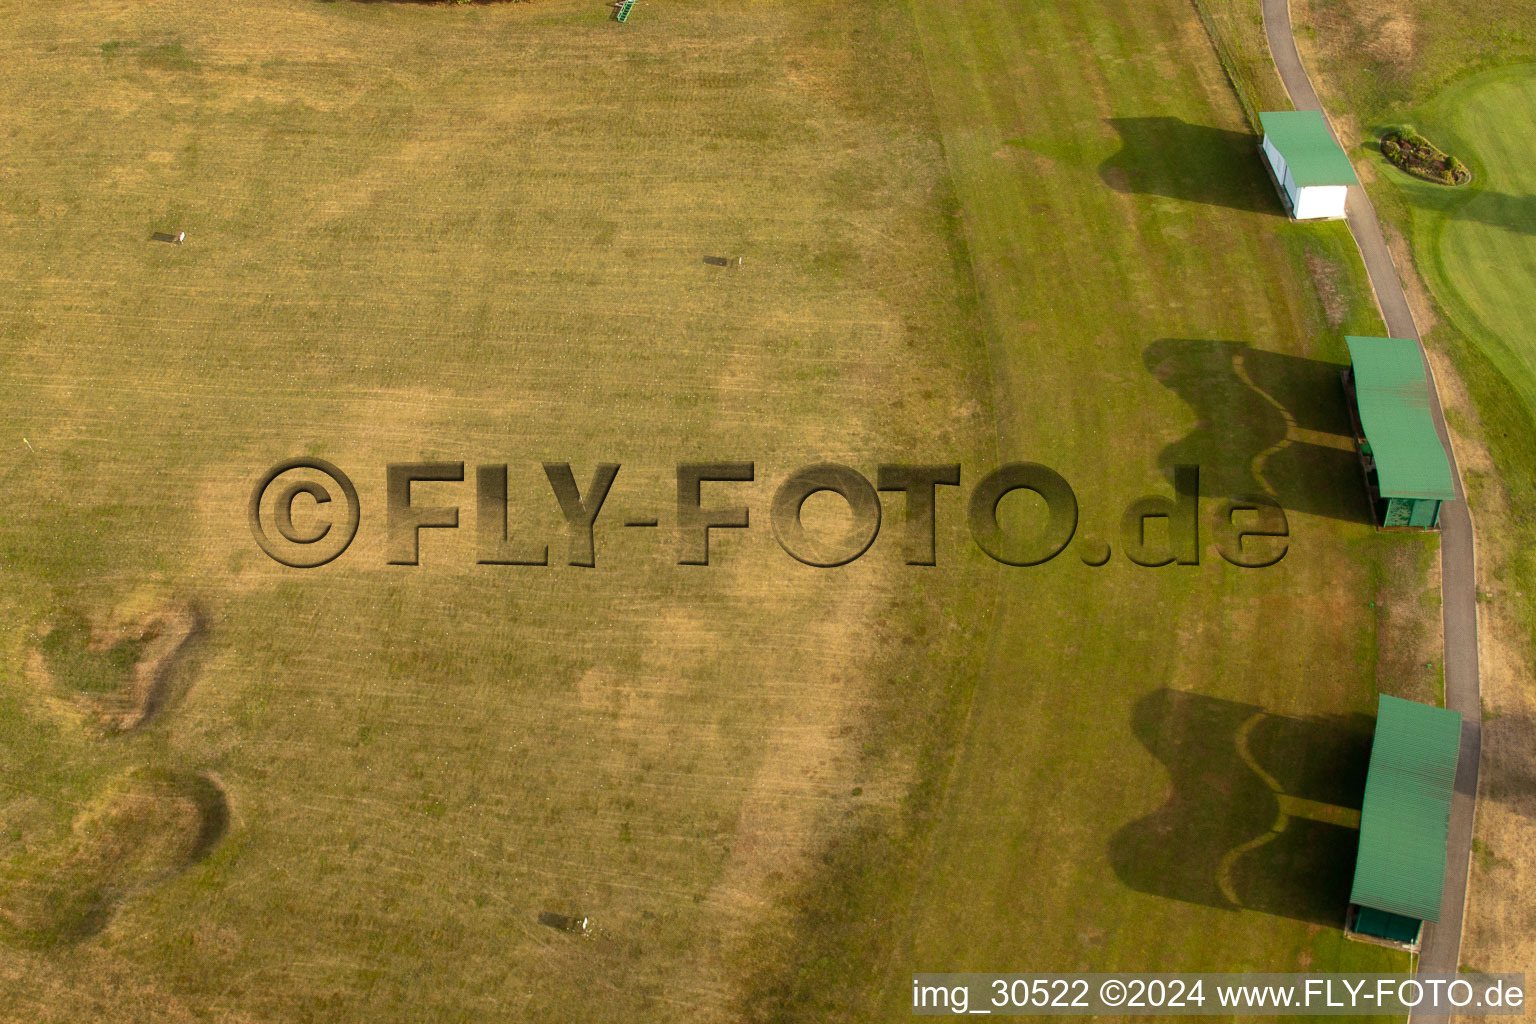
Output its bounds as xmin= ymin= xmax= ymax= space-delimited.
xmin=1386 ymin=227 xmax=1440 ymax=336
xmin=1463 ymin=602 xmax=1536 ymax=975
xmin=1373 ymin=538 xmax=1442 ymax=706
xmin=1369 ymin=11 xmax=1416 ymax=67
xmin=1304 ymin=251 xmax=1351 ymax=329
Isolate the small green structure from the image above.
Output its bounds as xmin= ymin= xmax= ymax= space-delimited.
xmin=1258 ymin=110 xmax=1359 ymax=219
xmin=614 ymin=0 xmax=635 ymax=22
xmin=1342 ymin=336 xmax=1457 ymax=529
xmin=1346 ymin=695 xmax=1462 ymax=949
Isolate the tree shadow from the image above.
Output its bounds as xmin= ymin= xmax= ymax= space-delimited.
xmin=1481 ymin=713 xmax=1536 ymax=824
xmin=1145 ymin=338 xmax=1372 ymax=525
xmin=1451 ymin=190 xmax=1536 ymax=236
xmin=1387 ymin=159 xmax=1536 ymax=236
xmin=1100 ymin=117 xmax=1281 ymax=215
xmin=1109 ymin=688 xmax=1374 ymax=926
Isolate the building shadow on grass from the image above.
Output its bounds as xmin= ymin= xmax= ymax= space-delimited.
xmin=1145 ymin=338 xmax=1372 ymax=525
xmin=1100 ymin=117 xmax=1280 ymax=215
xmin=1109 ymin=688 xmax=1374 ymax=926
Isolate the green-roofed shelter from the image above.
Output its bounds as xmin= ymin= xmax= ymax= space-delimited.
xmin=1346 ymin=695 xmax=1462 ymax=948
xmin=1342 ymin=336 xmax=1457 ymax=529
xmin=1259 ymin=110 xmax=1359 ymax=219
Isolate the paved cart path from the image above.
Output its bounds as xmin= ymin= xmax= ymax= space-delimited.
xmin=1261 ymin=0 xmax=1483 ymax=1000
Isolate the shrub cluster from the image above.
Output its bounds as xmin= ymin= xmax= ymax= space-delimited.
xmin=1380 ymin=128 xmax=1470 ymax=185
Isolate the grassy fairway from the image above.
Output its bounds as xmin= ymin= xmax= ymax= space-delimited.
xmin=768 ymin=0 xmax=1419 ymax=1017
xmin=1397 ymin=67 xmax=1536 ymax=420
xmin=1 ymin=0 xmax=1419 ymax=1020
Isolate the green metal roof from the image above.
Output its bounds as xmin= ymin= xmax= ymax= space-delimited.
xmin=1346 ymin=336 xmax=1457 ymax=500
xmin=1259 ymin=110 xmax=1360 ymax=187
xmin=1350 ymin=695 xmax=1462 ymax=922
